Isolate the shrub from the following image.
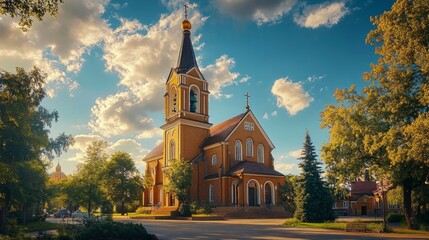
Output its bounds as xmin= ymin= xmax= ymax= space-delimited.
xmin=283 ymin=218 xmax=301 ymax=226
xmin=190 ymin=202 xmax=212 ymax=215
xmin=387 ymin=213 xmax=405 ymax=223
xmin=59 ymin=217 xmax=156 ymax=240
xmin=135 ymin=207 xmax=150 ymax=214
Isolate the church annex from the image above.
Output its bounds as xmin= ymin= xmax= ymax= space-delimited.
xmin=142 ymin=14 xmax=284 ymax=209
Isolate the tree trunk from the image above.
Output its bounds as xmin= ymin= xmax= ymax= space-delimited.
xmin=87 ymin=199 xmax=91 ymax=218
xmin=403 ymin=179 xmax=417 ymax=230
xmin=121 ymin=200 xmax=125 ymax=216
xmin=0 ymin=192 xmax=10 ymax=235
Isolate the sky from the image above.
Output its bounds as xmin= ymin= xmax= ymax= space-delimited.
xmin=0 ymin=0 xmax=396 ymax=176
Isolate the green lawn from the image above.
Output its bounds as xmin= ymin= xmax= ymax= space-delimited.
xmin=18 ymin=221 xmax=58 ymax=233
xmin=283 ymin=218 xmax=429 ymax=234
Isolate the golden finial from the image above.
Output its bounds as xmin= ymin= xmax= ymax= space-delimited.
xmin=244 ymin=93 xmax=250 ymax=110
xmin=181 ymin=3 xmax=192 ymax=30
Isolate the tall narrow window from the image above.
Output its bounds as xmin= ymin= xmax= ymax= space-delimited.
xmin=169 ymin=140 xmax=175 ymax=161
xmin=189 ymin=85 xmax=200 ymax=113
xmin=211 ymin=155 xmax=218 ymax=165
xmin=246 ymin=138 xmax=253 ymax=157
xmin=257 ymin=144 xmax=264 ymax=163
xmin=235 ymin=140 xmax=242 ymax=161
xmin=209 ymin=184 xmax=215 ymax=203
xmin=232 ymin=182 xmax=238 ymax=205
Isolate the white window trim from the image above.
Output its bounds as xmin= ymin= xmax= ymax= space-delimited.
xmin=257 ymin=144 xmax=264 ymax=163
xmin=211 ymin=155 xmax=218 ymax=165
xmin=246 ymin=138 xmax=253 ymax=157
xmin=235 ymin=140 xmax=242 ymax=161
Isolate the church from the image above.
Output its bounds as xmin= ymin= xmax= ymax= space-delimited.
xmin=142 ymin=13 xmax=284 ymax=210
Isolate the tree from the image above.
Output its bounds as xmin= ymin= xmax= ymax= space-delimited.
xmin=278 ymin=175 xmax=297 ymax=214
xmin=0 ymin=0 xmax=63 ymax=31
xmin=0 ymin=67 xmax=72 ymax=235
xmin=164 ymin=158 xmax=192 ymax=216
xmin=103 ymin=152 xmax=143 ymax=216
xmin=321 ymin=0 xmax=429 ymax=229
xmin=294 ymin=132 xmax=335 ymax=222
xmin=74 ymin=141 xmax=108 ymax=217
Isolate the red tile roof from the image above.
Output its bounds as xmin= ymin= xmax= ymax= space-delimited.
xmin=202 ymin=112 xmax=247 ymax=147
xmin=227 ymin=161 xmax=284 ymax=177
xmin=143 ymin=142 xmax=163 ymax=161
xmin=351 ymin=181 xmax=377 ymax=195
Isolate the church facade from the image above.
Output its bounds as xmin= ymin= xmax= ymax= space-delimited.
xmin=143 ymin=16 xmax=284 ymax=209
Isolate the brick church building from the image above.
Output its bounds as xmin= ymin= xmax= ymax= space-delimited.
xmin=142 ymin=14 xmax=284 ymax=210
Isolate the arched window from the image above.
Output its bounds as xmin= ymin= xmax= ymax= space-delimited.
xmin=211 ymin=155 xmax=218 ymax=165
xmin=169 ymin=140 xmax=175 ymax=161
xmin=264 ymin=181 xmax=275 ymax=205
xmin=189 ymin=85 xmax=200 ymax=113
xmin=149 ymin=189 xmax=153 ymax=204
xmin=170 ymin=86 xmax=177 ymax=115
xmin=209 ymin=184 xmax=215 ymax=203
xmin=246 ymin=138 xmax=253 ymax=157
xmin=257 ymin=144 xmax=264 ymax=163
xmin=235 ymin=140 xmax=242 ymax=161
xmin=231 ymin=181 xmax=238 ymax=205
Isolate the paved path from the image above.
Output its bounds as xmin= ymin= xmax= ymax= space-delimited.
xmin=117 ymin=218 xmax=429 ymax=240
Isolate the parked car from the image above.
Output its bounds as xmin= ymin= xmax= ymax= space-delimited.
xmin=71 ymin=210 xmax=88 ymax=218
xmin=53 ymin=209 xmax=69 ymax=218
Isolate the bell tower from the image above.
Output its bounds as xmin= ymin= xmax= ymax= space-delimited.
xmin=161 ymin=8 xmax=211 ymax=164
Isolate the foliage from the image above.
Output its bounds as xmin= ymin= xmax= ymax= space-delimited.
xmin=135 ymin=207 xmax=151 ymax=215
xmin=0 ymin=67 xmax=72 ymax=235
xmin=190 ymin=202 xmax=211 ymax=215
xmin=103 ymin=152 xmax=143 ymax=216
xmin=294 ymin=132 xmax=335 ymax=222
xmin=68 ymin=141 xmax=108 ymax=217
xmin=58 ymin=217 xmax=156 ymax=240
xmin=0 ymin=0 xmax=63 ymax=31
xmin=164 ymin=158 xmax=192 ymax=216
xmin=320 ymin=0 xmax=429 ymax=229
xmin=387 ymin=213 xmax=405 ymax=223
xmin=142 ymin=167 xmax=153 ymax=189
xmin=278 ymin=175 xmax=297 ymax=213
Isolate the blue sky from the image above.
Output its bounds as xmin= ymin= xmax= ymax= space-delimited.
xmin=0 ymin=0 xmax=395 ymax=175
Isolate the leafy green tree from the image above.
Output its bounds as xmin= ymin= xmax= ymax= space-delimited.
xmin=0 ymin=67 xmax=72 ymax=234
xmin=73 ymin=141 xmax=108 ymax=217
xmin=103 ymin=152 xmax=143 ymax=216
xmin=278 ymin=175 xmax=297 ymax=213
xmin=0 ymin=0 xmax=63 ymax=31
xmin=164 ymin=158 xmax=192 ymax=216
xmin=294 ymin=132 xmax=335 ymax=222
xmin=321 ymin=0 xmax=429 ymax=229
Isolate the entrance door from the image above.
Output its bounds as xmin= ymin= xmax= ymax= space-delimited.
xmin=265 ymin=184 xmax=272 ymax=205
xmin=361 ymin=206 xmax=367 ymax=215
xmin=249 ymin=188 xmax=255 ymax=206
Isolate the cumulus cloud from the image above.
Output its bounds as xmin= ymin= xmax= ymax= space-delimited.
xmin=0 ymin=0 xmax=109 ymax=94
xmin=274 ymin=162 xmax=300 ymax=175
xmin=213 ymin=0 xmax=296 ymax=25
xmin=288 ymin=149 xmax=302 ymax=158
xmin=294 ymin=1 xmax=349 ymax=28
xmin=90 ymin=5 xmax=244 ymax=137
xmin=201 ymin=55 xmax=240 ymax=99
xmin=271 ymin=78 xmax=313 ymax=115
xmin=271 ymin=111 xmax=278 ymax=117
xmin=136 ymin=128 xmax=163 ymax=139
xmin=263 ymin=112 xmax=269 ymax=120
xmin=67 ymin=134 xmax=104 ymax=163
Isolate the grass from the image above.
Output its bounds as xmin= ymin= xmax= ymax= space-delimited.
xmin=283 ymin=218 xmax=429 ymax=234
xmin=18 ymin=221 xmax=58 ymax=233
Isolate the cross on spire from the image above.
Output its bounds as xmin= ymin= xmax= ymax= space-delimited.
xmin=183 ymin=3 xmax=188 ymax=19
xmin=245 ymin=92 xmax=250 ymax=110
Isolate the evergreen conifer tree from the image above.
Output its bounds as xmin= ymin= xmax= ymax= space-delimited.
xmin=294 ymin=131 xmax=335 ymax=222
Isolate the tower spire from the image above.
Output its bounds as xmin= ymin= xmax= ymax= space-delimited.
xmin=176 ymin=4 xmax=199 ymax=74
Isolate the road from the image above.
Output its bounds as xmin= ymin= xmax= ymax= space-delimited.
xmin=116 ymin=218 xmax=429 ymax=240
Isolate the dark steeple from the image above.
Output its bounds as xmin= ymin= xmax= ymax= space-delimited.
xmin=175 ymin=13 xmax=199 ymax=74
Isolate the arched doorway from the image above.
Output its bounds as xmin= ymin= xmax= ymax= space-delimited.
xmin=247 ymin=180 xmax=259 ymax=206
xmin=265 ymin=183 xmax=272 ymax=205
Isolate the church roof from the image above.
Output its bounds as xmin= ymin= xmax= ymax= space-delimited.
xmin=227 ymin=161 xmax=284 ymax=177
xmin=143 ymin=142 xmax=164 ymax=161
xmin=202 ymin=112 xmax=247 ymax=147
xmin=175 ymin=27 xmax=199 ymax=74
